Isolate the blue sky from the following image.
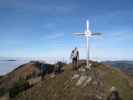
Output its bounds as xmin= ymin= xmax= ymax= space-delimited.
xmin=0 ymin=0 xmax=133 ymax=61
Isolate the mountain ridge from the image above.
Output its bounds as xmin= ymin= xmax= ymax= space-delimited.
xmin=0 ymin=61 xmax=133 ymax=100
xmin=102 ymin=60 xmax=133 ymax=77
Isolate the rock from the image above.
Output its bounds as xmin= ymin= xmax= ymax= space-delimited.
xmin=71 ymin=74 xmax=80 ymax=80
xmin=83 ymin=76 xmax=92 ymax=87
xmin=96 ymin=95 xmax=103 ymax=100
xmin=85 ymin=63 xmax=92 ymax=70
xmin=50 ymin=73 xmax=56 ymax=78
xmin=92 ymin=81 xmax=98 ymax=85
xmin=76 ymin=75 xmax=87 ymax=86
xmin=28 ymin=76 xmax=41 ymax=86
xmin=79 ymin=67 xmax=86 ymax=72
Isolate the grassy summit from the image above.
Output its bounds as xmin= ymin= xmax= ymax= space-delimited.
xmin=7 ymin=61 xmax=133 ymax=100
xmin=0 ymin=62 xmax=133 ymax=100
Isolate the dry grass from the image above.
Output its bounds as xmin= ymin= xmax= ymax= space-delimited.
xmin=12 ymin=62 xmax=133 ymax=100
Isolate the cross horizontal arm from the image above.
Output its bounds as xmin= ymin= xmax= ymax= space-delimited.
xmin=72 ymin=33 xmax=85 ymax=36
xmin=92 ymin=32 xmax=102 ymax=36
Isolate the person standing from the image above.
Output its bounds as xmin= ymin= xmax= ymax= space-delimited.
xmin=70 ymin=47 xmax=79 ymax=71
xmin=107 ymin=86 xmax=122 ymax=100
xmin=41 ymin=63 xmax=48 ymax=80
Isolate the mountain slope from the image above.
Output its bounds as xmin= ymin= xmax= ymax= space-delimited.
xmin=11 ymin=62 xmax=133 ymax=100
xmin=0 ymin=61 xmax=41 ymax=91
xmin=103 ymin=61 xmax=133 ymax=77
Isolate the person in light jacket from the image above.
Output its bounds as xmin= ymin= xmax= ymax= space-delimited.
xmin=70 ymin=47 xmax=79 ymax=71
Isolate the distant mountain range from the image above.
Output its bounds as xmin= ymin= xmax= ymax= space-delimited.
xmin=102 ymin=61 xmax=133 ymax=76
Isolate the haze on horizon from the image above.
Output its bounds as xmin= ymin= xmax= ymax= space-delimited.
xmin=0 ymin=0 xmax=133 ymax=61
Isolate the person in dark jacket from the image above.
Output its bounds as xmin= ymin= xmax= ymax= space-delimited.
xmin=107 ymin=87 xmax=122 ymax=100
xmin=41 ymin=64 xmax=48 ymax=80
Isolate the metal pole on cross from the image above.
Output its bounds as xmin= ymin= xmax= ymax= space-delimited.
xmin=73 ymin=20 xmax=101 ymax=70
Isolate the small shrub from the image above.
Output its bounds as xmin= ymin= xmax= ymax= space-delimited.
xmin=9 ymin=78 xmax=30 ymax=98
xmin=55 ymin=61 xmax=65 ymax=73
xmin=0 ymin=87 xmax=8 ymax=96
xmin=0 ymin=76 xmax=3 ymax=79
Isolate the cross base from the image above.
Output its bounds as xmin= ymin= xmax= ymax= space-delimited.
xmin=85 ymin=63 xmax=92 ymax=71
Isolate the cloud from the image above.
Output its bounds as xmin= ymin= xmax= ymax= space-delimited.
xmin=39 ymin=32 xmax=65 ymax=48
xmin=77 ymin=47 xmax=133 ymax=61
xmin=45 ymin=33 xmax=64 ymax=40
xmin=0 ymin=0 xmax=77 ymax=15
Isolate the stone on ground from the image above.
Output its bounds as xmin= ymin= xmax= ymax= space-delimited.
xmin=76 ymin=75 xmax=87 ymax=86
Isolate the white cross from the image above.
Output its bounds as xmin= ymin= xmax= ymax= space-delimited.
xmin=73 ymin=20 xmax=101 ymax=70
